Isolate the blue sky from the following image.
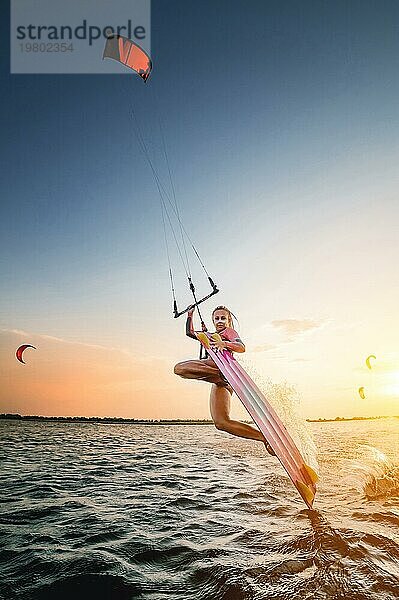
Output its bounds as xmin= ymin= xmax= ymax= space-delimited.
xmin=1 ymin=1 xmax=399 ymax=418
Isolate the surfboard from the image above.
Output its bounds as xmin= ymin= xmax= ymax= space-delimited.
xmin=197 ymin=332 xmax=318 ymax=508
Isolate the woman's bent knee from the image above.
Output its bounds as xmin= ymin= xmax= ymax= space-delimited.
xmin=214 ymin=419 xmax=229 ymax=432
xmin=174 ymin=362 xmax=185 ymax=377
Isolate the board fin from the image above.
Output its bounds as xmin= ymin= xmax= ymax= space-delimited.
xmin=302 ymin=464 xmax=319 ymax=485
xmin=295 ymin=480 xmax=315 ymax=508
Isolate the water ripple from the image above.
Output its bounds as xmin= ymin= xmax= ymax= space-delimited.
xmin=1 ymin=420 xmax=399 ymax=599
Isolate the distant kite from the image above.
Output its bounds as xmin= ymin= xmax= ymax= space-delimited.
xmin=366 ymin=355 xmax=376 ymax=370
xmin=358 ymin=386 xmax=365 ymax=399
xmin=16 ymin=344 xmax=36 ymax=364
xmin=103 ymin=34 xmax=152 ymax=82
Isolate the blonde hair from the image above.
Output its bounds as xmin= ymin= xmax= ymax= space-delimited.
xmin=212 ymin=305 xmax=235 ymax=328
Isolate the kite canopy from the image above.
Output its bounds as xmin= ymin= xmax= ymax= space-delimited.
xmin=366 ymin=355 xmax=376 ymax=370
xmin=16 ymin=344 xmax=36 ymax=364
xmin=358 ymin=386 xmax=365 ymax=399
xmin=103 ymin=34 xmax=152 ymax=82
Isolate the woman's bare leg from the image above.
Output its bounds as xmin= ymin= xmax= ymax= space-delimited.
xmin=175 ymin=360 xmax=275 ymax=454
xmin=209 ymin=385 xmax=276 ymax=455
xmin=209 ymin=384 xmax=265 ymax=441
xmin=174 ymin=359 xmax=227 ymax=386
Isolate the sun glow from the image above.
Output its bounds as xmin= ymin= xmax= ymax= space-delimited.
xmin=381 ymin=371 xmax=399 ymax=397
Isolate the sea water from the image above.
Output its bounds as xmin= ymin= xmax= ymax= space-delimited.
xmin=1 ymin=418 xmax=398 ymax=599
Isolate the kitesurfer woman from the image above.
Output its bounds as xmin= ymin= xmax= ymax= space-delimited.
xmin=174 ymin=306 xmax=275 ymax=455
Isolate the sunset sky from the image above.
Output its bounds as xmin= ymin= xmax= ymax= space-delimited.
xmin=1 ymin=0 xmax=399 ymax=420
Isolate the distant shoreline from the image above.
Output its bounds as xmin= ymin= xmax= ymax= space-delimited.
xmin=306 ymin=415 xmax=398 ymax=422
xmin=0 ymin=413 xmax=397 ymax=424
xmin=0 ymin=414 xmax=215 ymax=425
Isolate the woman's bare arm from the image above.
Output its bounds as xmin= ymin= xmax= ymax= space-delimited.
xmin=185 ymin=308 xmax=197 ymax=340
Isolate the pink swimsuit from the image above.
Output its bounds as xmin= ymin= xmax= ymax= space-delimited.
xmin=218 ymin=327 xmax=241 ymax=354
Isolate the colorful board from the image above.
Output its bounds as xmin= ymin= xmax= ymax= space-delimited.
xmin=197 ymin=332 xmax=318 ymax=508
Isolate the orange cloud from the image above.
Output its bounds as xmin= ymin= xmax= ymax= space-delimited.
xmin=251 ymin=343 xmax=276 ymax=353
xmin=271 ymin=319 xmax=322 ymax=340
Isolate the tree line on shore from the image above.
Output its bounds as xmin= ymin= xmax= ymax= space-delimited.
xmin=0 ymin=413 xmax=396 ymax=424
xmin=0 ymin=413 xmax=214 ymax=424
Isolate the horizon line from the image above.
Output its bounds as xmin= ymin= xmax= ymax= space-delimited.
xmin=1 ymin=413 xmax=398 ymax=424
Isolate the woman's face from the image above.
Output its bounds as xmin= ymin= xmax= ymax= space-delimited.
xmin=212 ymin=309 xmax=230 ymax=331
